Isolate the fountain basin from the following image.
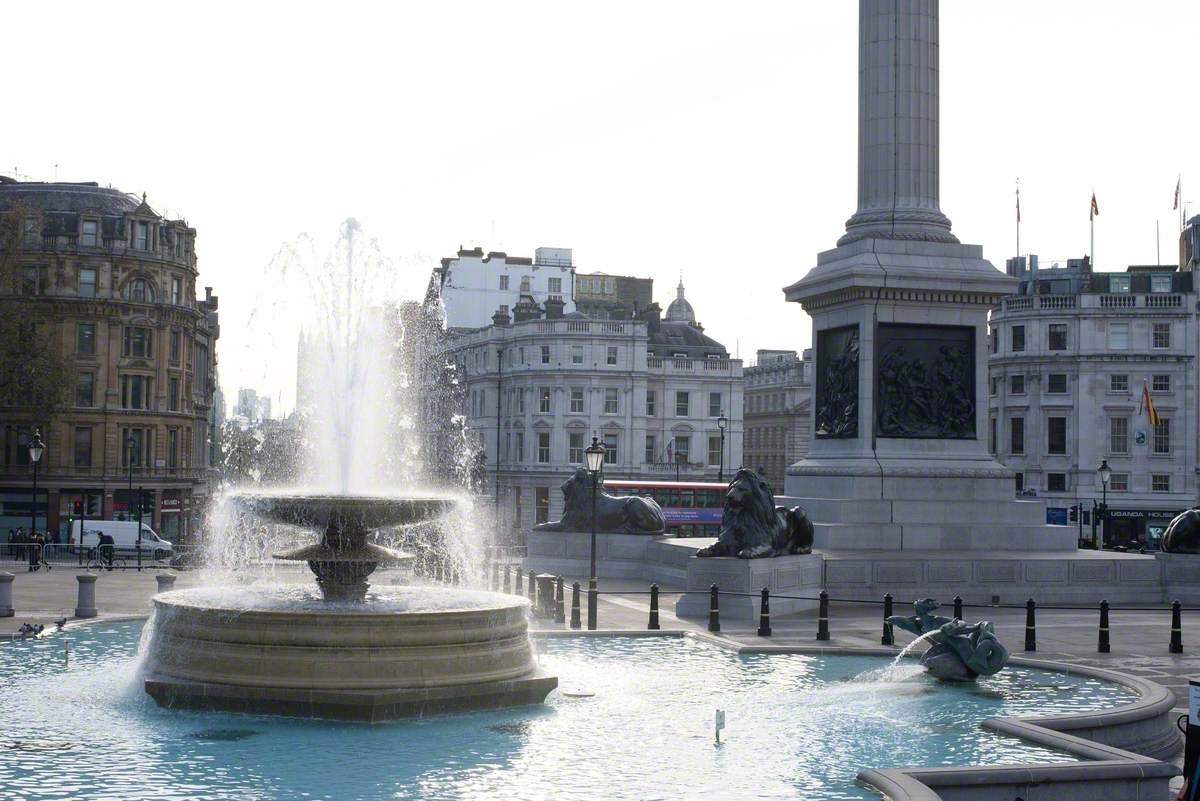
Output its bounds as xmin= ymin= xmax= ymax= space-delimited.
xmin=144 ymin=586 xmax=557 ymax=721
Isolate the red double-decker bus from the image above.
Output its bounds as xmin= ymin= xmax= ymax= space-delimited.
xmin=603 ymin=480 xmax=726 ymax=538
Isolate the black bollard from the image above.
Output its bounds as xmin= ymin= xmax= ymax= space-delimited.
xmin=708 ymin=584 xmax=721 ymax=633
xmin=587 ymin=578 xmax=598 ymax=631
xmin=1024 ymin=598 xmax=1036 ymax=652
xmin=1171 ymin=600 xmax=1183 ymax=654
xmin=528 ymin=571 xmax=537 ymax=604
xmin=882 ymin=593 xmax=894 ymax=646
xmin=953 ymin=595 xmax=963 ymax=620
xmin=570 ymin=582 xmax=581 ymax=629
xmin=515 ymin=569 xmax=524 ymax=595
xmin=503 ymin=565 xmax=511 ymax=593
xmin=817 ymin=590 xmax=830 ymax=641
xmin=758 ymin=587 xmax=772 ymax=637
xmin=555 ymin=576 xmax=565 ymax=624
xmin=1098 ymin=600 xmax=1110 ymax=653
xmin=492 ymin=561 xmax=500 ymax=592
xmin=648 ymin=584 xmax=661 ymax=630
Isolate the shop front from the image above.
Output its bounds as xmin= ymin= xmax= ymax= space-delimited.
xmin=113 ymin=489 xmax=156 ymax=528
xmin=160 ymin=491 xmax=185 ymax=542
xmin=58 ymin=490 xmax=104 ymax=542
xmin=1103 ymin=507 xmax=1180 ymax=550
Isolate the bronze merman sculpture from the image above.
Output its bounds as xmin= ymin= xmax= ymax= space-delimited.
xmin=886 ymin=598 xmax=1009 ymax=681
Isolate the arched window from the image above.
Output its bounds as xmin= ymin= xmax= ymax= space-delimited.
xmin=127 ymin=278 xmax=154 ymax=303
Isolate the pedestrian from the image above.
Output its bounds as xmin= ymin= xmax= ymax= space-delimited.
xmin=27 ymin=531 xmax=39 ymax=572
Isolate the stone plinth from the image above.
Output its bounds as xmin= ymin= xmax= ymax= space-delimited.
xmin=0 ymin=572 xmax=13 ymax=617
xmin=75 ymin=573 xmax=98 ymax=618
xmin=1157 ymin=552 xmax=1200 ymax=604
xmin=674 ymin=550 xmax=823 ymax=621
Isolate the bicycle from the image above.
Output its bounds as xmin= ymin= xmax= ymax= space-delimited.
xmin=85 ymin=548 xmax=126 ymax=572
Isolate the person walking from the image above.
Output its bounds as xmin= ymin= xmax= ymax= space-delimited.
xmin=27 ymin=531 xmax=39 ymax=572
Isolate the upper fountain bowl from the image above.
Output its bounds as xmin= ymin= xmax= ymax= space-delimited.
xmin=230 ymin=492 xmax=455 ymax=532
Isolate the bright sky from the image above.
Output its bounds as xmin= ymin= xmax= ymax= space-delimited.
xmin=6 ymin=1 xmax=1199 ymax=414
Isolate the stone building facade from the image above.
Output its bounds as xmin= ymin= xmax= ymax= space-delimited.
xmin=441 ymin=295 xmax=742 ymax=537
xmin=988 ymin=256 xmax=1197 ymax=548
xmin=0 ymin=177 xmax=219 ymax=543
xmin=436 ymin=246 xmax=576 ymax=330
xmin=743 ymin=349 xmax=812 ymax=493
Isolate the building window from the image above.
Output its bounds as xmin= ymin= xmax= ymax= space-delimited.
xmin=499 ymin=275 xmax=509 ymax=290
xmin=604 ymin=388 xmax=619 ymax=414
xmin=169 ymin=377 xmax=180 ymax=412
xmin=1152 ymin=474 xmax=1171 ymax=493
xmin=644 ymin=435 xmax=656 ymax=464
xmin=1047 ymin=373 xmax=1067 ymax=394
xmin=708 ymin=392 xmax=722 ymax=417
xmin=74 ymin=427 xmax=93 ymax=468
xmin=79 ymin=267 xmax=97 ymax=298
xmin=1109 ymin=473 xmax=1129 ymax=492
xmin=75 ymin=372 xmax=94 ymax=407
xmin=541 ymin=345 xmax=550 ymax=364
xmin=708 ymin=436 xmax=722 ymax=467
xmin=990 ymin=327 xmax=998 ymax=354
xmin=569 ymin=432 xmax=584 ymax=464
xmin=535 ymin=487 xmax=550 ymax=525
xmin=1109 ymin=417 xmax=1128 ymax=454
xmin=1047 ymin=416 xmax=1066 ymax=454
xmin=539 ymin=387 xmax=551 ymax=414
xmin=606 ymin=346 xmax=618 ymax=366
xmin=1014 ymin=472 xmax=1024 ymax=492
xmin=1152 ymin=323 xmax=1171 ymax=349
xmin=571 ymin=346 xmax=583 ymax=365
xmin=1151 ymin=275 xmax=1173 ymax=293
xmin=672 ymin=435 xmax=690 ymax=463
xmin=675 ymin=391 xmax=689 ymax=416
xmin=128 ymin=278 xmax=154 ymax=303
xmin=989 ymin=417 xmax=996 ymax=454
xmin=1010 ymin=374 xmax=1025 ymax=395
xmin=121 ymin=428 xmax=147 ymax=467
xmin=123 ymin=326 xmax=152 ymax=358
xmin=1010 ymin=417 xmax=1024 ymax=455
xmin=168 ymin=429 xmax=178 ymax=469
xmin=1110 ymin=374 xmax=1128 ymax=393
xmin=570 ymin=387 xmax=584 ymax=414
xmin=134 ymin=221 xmax=150 ymax=250
xmin=171 ymin=276 xmax=182 ymax=305
xmin=515 ymin=432 xmax=524 ymax=463
xmin=1152 ymin=375 xmax=1171 ymax=393
xmin=1107 ymin=322 xmax=1129 ymax=350
xmin=170 ymin=331 xmax=181 ymax=363
xmin=537 ymin=432 xmax=550 ymax=464
xmin=1110 ymin=275 xmax=1131 ymax=293
xmin=646 ymin=390 xmax=656 ymax=416
xmin=77 ymin=323 xmax=96 ymax=355
xmin=1046 ymin=473 xmax=1067 ymax=493
xmin=517 ymin=390 xmax=525 ymax=414
xmin=990 ymin=377 xmax=998 ymax=397
xmin=1153 ymin=418 xmax=1171 ymax=454
xmin=1047 ymin=323 xmax=1068 ymax=351
xmin=602 ymin=433 xmax=618 ymax=465
xmin=81 ymin=220 xmax=98 ymax=247
xmin=1011 ymin=325 xmax=1025 ymax=352
xmin=548 ymin=277 xmax=561 ymax=293
xmin=121 ymin=375 xmax=153 ymax=410
xmin=20 ymin=266 xmax=40 ymax=295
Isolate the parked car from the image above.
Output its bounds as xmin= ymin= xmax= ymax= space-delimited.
xmin=70 ymin=520 xmax=174 ymax=560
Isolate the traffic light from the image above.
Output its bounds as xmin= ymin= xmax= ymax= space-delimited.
xmin=1069 ymin=505 xmax=1078 ymax=522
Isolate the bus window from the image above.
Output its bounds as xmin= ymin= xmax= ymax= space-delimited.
xmin=661 ymin=490 xmax=678 ymax=508
xmin=702 ymin=490 xmax=721 ymax=507
xmin=679 ymin=490 xmax=694 ymax=508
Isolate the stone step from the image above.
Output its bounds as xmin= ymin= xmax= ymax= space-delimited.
xmin=814 ymin=522 xmax=1077 ymax=552
xmin=780 ymin=496 xmax=1047 ymax=526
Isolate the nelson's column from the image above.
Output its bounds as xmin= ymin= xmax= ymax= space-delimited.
xmin=782 ymin=0 xmax=1075 ymax=552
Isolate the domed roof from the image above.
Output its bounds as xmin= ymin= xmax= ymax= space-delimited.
xmin=665 ymin=280 xmax=695 ymax=324
xmin=0 ymin=178 xmax=140 ymax=215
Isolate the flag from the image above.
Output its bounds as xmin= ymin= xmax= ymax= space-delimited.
xmin=1175 ymin=176 xmax=1181 ymax=210
xmin=1016 ymin=185 xmax=1021 ymax=223
xmin=665 ymin=439 xmax=674 ymax=464
xmin=1143 ymin=382 xmax=1162 ymax=427
xmin=1090 ymin=192 xmax=1099 ymax=220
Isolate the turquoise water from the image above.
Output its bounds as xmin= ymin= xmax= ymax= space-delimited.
xmin=0 ymin=621 xmax=1134 ymax=801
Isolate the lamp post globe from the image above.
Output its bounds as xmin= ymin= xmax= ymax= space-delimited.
xmin=717 ymin=413 xmax=728 ymax=483
xmin=584 ymin=436 xmax=605 ymax=630
xmin=1097 ymin=459 xmax=1112 ymax=549
xmin=28 ymin=429 xmax=44 ymax=542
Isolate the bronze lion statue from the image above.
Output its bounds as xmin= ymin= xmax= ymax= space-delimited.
xmin=1162 ymin=508 xmax=1200 ymax=554
xmin=696 ymin=468 xmax=814 ymax=558
xmin=533 ymin=468 xmax=665 ymax=534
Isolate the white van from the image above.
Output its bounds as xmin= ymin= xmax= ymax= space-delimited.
xmin=71 ymin=520 xmax=174 ymax=559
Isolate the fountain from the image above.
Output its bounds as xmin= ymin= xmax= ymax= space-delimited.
xmin=886 ymin=599 xmax=1009 ymax=682
xmin=142 ymin=221 xmax=557 ymax=720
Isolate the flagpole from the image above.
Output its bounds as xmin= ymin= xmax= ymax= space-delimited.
xmin=1157 ymin=219 xmax=1161 ymax=265
xmin=1015 ymin=178 xmax=1020 ymax=257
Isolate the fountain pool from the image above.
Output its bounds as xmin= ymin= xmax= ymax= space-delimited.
xmin=1 ymin=622 xmax=1136 ymax=801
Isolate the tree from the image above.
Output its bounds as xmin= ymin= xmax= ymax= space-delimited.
xmin=0 ymin=203 xmax=71 ymax=421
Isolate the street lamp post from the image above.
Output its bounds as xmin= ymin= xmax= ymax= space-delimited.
xmin=717 ymin=413 xmax=728 ymax=483
xmin=125 ymin=434 xmax=135 ymax=523
xmin=584 ymin=436 xmax=606 ymax=631
xmin=1097 ymin=459 xmax=1112 ymax=549
xmin=28 ymin=429 xmax=45 ymax=541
